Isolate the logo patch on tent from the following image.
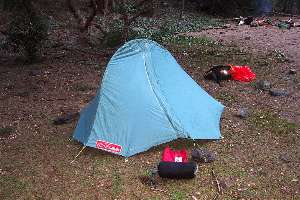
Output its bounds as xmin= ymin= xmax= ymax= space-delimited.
xmin=96 ymin=140 xmax=122 ymax=153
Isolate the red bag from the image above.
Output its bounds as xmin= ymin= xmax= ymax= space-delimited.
xmin=228 ymin=65 xmax=256 ymax=82
xmin=162 ymin=147 xmax=187 ymax=163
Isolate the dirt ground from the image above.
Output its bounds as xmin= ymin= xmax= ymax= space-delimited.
xmin=0 ymin=13 xmax=299 ymax=200
xmin=186 ymin=17 xmax=300 ymax=70
xmin=185 ymin=18 xmax=300 ymax=124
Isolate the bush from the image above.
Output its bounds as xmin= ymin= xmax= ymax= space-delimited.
xmin=1 ymin=0 xmax=48 ymax=63
xmin=7 ymin=14 xmax=48 ymax=62
xmin=272 ymin=0 xmax=300 ymax=14
xmin=128 ymin=12 xmax=222 ymax=45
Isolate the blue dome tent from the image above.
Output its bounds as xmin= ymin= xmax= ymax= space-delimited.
xmin=73 ymin=39 xmax=224 ymax=157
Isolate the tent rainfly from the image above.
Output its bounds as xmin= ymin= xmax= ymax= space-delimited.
xmin=73 ymin=39 xmax=224 ymax=157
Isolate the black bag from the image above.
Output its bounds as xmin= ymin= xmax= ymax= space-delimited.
xmin=204 ymin=65 xmax=231 ymax=85
xmin=157 ymin=161 xmax=198 ymax=179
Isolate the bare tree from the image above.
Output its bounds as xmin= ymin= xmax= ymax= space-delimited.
xmin=66 ymin=0 xmax=157 ymax=45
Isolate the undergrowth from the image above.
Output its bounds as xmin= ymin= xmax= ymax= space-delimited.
xmin=103 ymin=9 xmax=223 ymax=47
xmin=250 ymin=110 xmax=299 ymax=135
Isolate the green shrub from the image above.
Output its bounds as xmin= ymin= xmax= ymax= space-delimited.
xmin=128 ymin=14 xmax=222 ymax=45
xmin=2 ymin=0 xmax=48 ymax=63
xmin=7 ymin=12 xmax=48 ymax=62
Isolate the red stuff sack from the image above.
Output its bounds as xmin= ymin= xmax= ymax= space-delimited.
xmin=162 ymin=147 xmax=187 ymax=163
xmin=228 ymin=65 xmax=256 ymax=82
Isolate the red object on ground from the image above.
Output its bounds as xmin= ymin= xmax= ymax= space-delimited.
xmin=162 ymin=147 xmax=187 ymax=163
xmin=228 ymin=65 xmax=256 ymax=82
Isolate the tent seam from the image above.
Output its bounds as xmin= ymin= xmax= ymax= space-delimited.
xmin=144 ymin=41 xmax=187 ymax=137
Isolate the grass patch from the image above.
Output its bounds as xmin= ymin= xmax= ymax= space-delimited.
xmin=169 ymin=39 xmax=255 ymax=73
xmin=250 ymin=110 xmax=299 ymax=135
xmin=216 ymin=93 xmax=237 ymax=104
xmin=0 ymin=127 xmax=13 ymax=138
xmin=170 ymin=189 xmax=188 ymax=200
xmin=111 ymin=169 xmax=123 ymax=198
xmin=166 ymin=35 xmax=216 ymax=47
xmin=92 ymin=157 xmax=113 ymax=176
xmin=0 ymin=176 xmax=28 ymax=200
xmin=73 ymin=83 xmax=94 ymax=92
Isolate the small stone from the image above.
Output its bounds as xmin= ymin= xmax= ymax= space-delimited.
xmin=29 ymin=70 xmax=40 ymax=76
xmin=192 ymin=148 xmax=216 ymax=163
xmin=256 ymin=80 xmax=271 ymax=91
xmin=219 ymin=179 xmax=228 ymax=189
xmin=162 ymin=2 xmax=168 ymax=7
xmin=250 ymin=21 xmax=258 ymax=27
xmin=288 ymin=69 xmax=297 ymax=75
xmin=279 ymin=153 xmax=290 ymax=163
xmin=237 ymin=108 xmax=249 ymax=119
xmin=269 ymin=89 xmax=289 ymax=97
xmin=16 ymin=91 xmax=30 ymax=97
xmin=245 ymin=36 xmax=251 ymax=40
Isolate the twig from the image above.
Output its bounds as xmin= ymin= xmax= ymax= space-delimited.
xmin=201 ymin=25 xmax=231 ymax=31
xmin=191 ymin=195 xmax=198 ymax=200
xmin=211 ymin=169 xmax=222 ymax=194
xmin=150 ymin=187 xmax=168 ymax=193
xmin=212 ymin=194 xmax=219 ymax=200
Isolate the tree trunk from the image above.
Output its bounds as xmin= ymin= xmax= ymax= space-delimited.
xmin=180 ymin=0 xmax=185 ymax=18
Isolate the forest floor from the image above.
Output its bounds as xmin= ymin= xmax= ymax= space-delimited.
xmin=0 ymin=8 xmax=299 ymax=200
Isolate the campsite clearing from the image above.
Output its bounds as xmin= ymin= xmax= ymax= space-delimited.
xmin=1 ymin=11 xmax=299 ymax=200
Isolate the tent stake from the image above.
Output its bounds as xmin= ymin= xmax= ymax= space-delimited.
xmin=70 ymin=146 xmax=86 ymax=164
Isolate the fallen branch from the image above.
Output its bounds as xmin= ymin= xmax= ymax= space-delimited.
xmin=271 ymin=11 xmax=300 ymax=17
xmin=150 ymin=187 xmax=168 ymax=193
xmin=62 ymin=46 xmax=115 ymax=56
xmin=0 ymin=30 xmax=7 ymax=35
xmin=201 ymin=25 xmax=231 ymax=31
xmin=211 ymin=169 xmax=222 ymax=195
